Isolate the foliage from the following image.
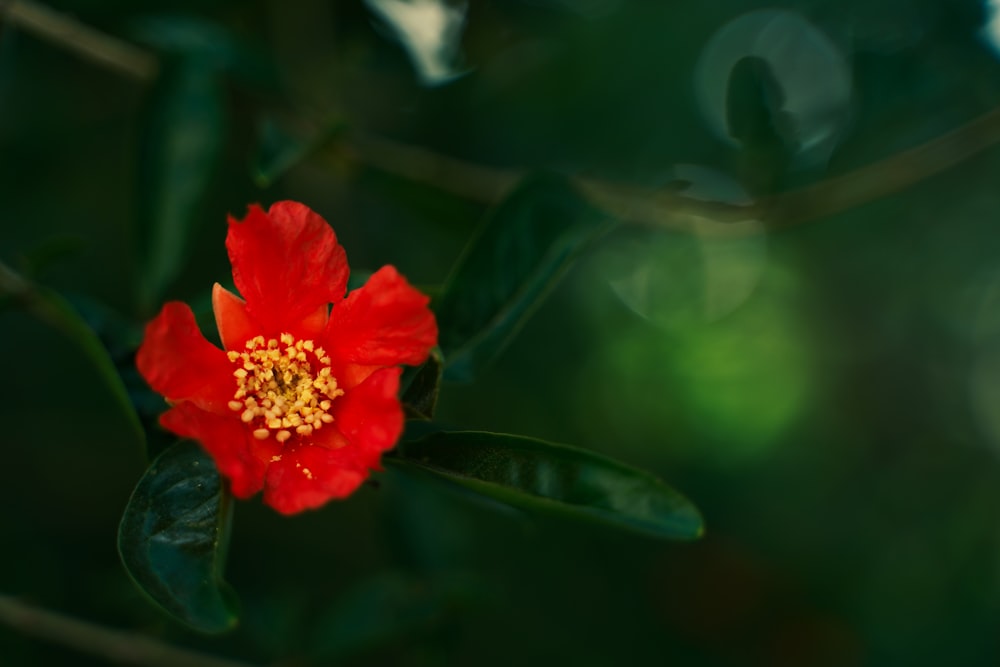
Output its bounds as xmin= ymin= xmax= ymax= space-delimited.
xmin=3 ymin=1 xmax=1000 ymax=666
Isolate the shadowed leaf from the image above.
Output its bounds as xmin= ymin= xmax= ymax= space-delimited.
xmin=135 ymin=56 xmax=225 ymax=313
xmin=401 ymin=348 xmax=443 ymax=420
xmin=436 ymin=174 xmax=614 ymax=381
xmin=390 ymin=431 xmax=703 ymax=540
xmin=118 ymin=441 xmax=238 ymax=633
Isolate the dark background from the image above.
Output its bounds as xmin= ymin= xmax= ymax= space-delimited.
xmin=3 ymin=1 xmax=1000 ymax=665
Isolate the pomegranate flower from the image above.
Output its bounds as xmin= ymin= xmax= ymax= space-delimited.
xmin=136 ymin=201 xmax=438 ymax=514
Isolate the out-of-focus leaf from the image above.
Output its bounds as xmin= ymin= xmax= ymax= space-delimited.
xmin=64 ymin=294 xmax=143 ymax=362
xmin=252 ymin=116 xmax=348 ymax=187
xmin=309 ymin=572 xmax=480 ymax=661
xmin=0 ymin=261 xmax=145 ymax=455
xmin=401 ymin=348 xmax=443 ymax=420
xmin=726 ymin=55 xmax=793 ymax=195
xmin=364 ymin=0 xmax=470 ymax=86
xmin=129 ymin=15 xmax=279 ymax=91
xmin=602 ymin=166 xmax=765 ymax=333
xmin=694 ymin=9 xmax=852 ymax=169
xmin=135 ymin=56 xmax=225 ymax=313
xmin=118 ymin=441 xmax=238 ymax=633
xmin=389 ymin=431 xmax=704 ymax=540
xmin=436 ymin=174 xmax=613 ymax=381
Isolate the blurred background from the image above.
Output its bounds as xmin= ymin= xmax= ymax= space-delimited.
xmin=3 ymin=0 xmax=1000 ymax=665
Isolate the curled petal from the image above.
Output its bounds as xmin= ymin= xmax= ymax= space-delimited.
xmin=212 ymin=284 xmax=256 ymax=352
xmin=160 ymin=404 xmax=272 ymax=499
xmin=263 ymin=443 xmax=367 ymax=514
xmin=330 ymin=366 xmax=404 ymax=470
xmin=324 ymin=265 xmax=437 ymax=367
xmin=227 ymin=201 xmax=348 ymax=332
xmin=136 ymin=302 xmax=234 ymax=414
xmin=213 ymin=283 xmax=329 ymax=350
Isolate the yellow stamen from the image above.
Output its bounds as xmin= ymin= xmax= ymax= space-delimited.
xmin=227 ymin=333 xmax=344 ymax=446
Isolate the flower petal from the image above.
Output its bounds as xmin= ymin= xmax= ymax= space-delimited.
xmin=329 ymin=366 xmax=405 ymax=470
xmin=323 ymin=265 xmax=437 ymax=366
xmin=212 ymin=284 xmax=256 ymax=352
xmin=160 ymin=403 xmax=272 ymax=499
xmin=136 ymin=302 xmax=235 ymax=414
xmin=213 ymin=283 xmax=330 ymax=351
xmin=263 ymin=443 xmax=367 ymax=514
xmin=227 ymin=201 xmax=348 ymax=332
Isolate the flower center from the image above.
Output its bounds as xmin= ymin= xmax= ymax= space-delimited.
xmin=226 ymin=333 xmax=344 ymax=443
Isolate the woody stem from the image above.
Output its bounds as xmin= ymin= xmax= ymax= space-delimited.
xmin=0 ymin=593 xmax=260 ymax=667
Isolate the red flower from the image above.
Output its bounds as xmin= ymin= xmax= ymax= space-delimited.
xmin=136 ymin=201 xmax=438 ymax=514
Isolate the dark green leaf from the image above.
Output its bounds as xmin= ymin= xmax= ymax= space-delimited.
xmin=390 ymin=431 xmax=703 ymax=540
xmin=401 ymin=348 xmax=443 ymax=420
xmin=118 ymin=441 xmax=238 ymax=633
xmin=726 ymin=56 xmax=794 ymax=196
xmin=135 ymin=56 xmax=225 ymax=313
xmin=0 ymin=262 xmax=145 ymax=456
xmin=436 ymin=174 xmax=615 ymax=381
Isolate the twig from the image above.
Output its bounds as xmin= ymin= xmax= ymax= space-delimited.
xmin=340 ymin=133 xmax=757 ymax=236
xmin=0 ymin=0 xmax=157 ymax=80
xmin=767 ymin=104 xmax=1000 ymax=228
xmin=0 ymin=260 xmax=147 ymax=453
xmin=0 ymin=593 xmax=260 ymax=667
xmin=6 ymin=0 xmax=1000 ymax=235
xmin=338 ymin=102 xmax=1000 ymax=238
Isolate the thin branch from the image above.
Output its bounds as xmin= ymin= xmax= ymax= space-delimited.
xmin=6 ymin=0 xmax=1000 ymax=236
xmin=342 ymin=102 xmax=1000 ymax=238
xmin=0 ymin=593 xmax=260 ymax=667
xmin=345 ymin=131 xmax=521 ymax=204
xmin=0 ymin=0 xmax=157 ymax=80
xmin=767 ymin=104 xmax=1000 ymax=229
xmin=339 ymin=133 xmax=757 ymax=237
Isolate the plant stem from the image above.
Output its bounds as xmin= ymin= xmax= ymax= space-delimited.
xmin=0 ymin=593 xmax=260 ymax=667
xmin=0 ymin=260 xmax=147 ymax=455
xmin=0 ymin=0 xmax=156 ymax=79
xmin=4 ymin=0 xmax=1000 ymax=234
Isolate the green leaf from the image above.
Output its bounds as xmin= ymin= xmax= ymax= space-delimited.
xmin=0 ymin=262 xmax=145 ymax=456
xmin=118 ymin=441 xmax=238 ymax=633
xmin=389 ymin=431 xmax=704 ymax=540
xmin=435 ymin=174 xmax=615 ymax=381
xmin=401 ymin=348 xmax=443 ymax=420
xmin=135 ymin=56 xmax=225 ymax=313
